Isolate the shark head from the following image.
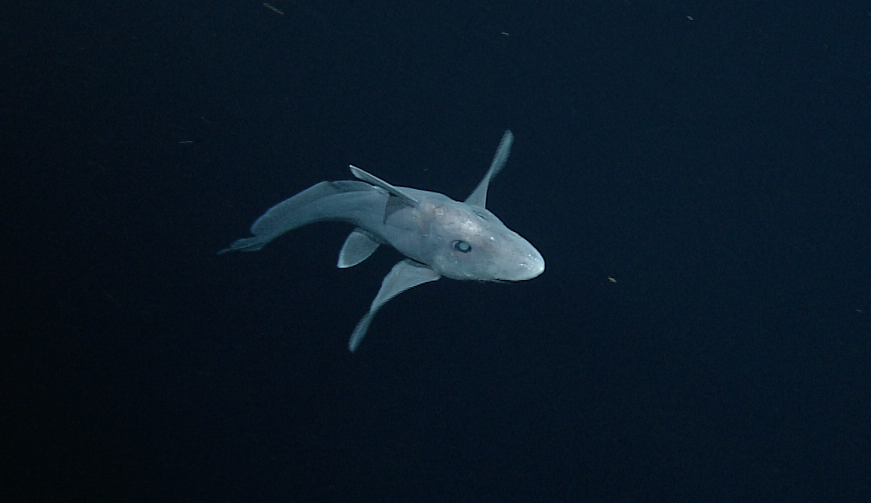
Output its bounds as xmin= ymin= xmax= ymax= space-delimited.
xmin=419 ymin=200 xmax=545 ymax=282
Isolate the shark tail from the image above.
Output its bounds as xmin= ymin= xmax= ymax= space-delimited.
xmin=218 ymin=180 xmax=378 ymax=254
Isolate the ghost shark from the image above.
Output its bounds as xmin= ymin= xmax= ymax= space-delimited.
xmin=219 ymin=130 xmax=544 ymax=351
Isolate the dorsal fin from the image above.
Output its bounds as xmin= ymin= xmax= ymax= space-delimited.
xmin=465 ymin=130 xmax=513 ymax=208
xmin=350 ymin=165 xmax=419 ymax=206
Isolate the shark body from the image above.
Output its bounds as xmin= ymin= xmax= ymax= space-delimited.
xmin=219 ymin=130 xmax=544 ymax=351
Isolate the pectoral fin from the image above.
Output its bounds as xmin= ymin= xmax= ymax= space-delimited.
xmin=465 ymin=130 xmax=513 ymax=208
xmin=348 ymin=259 xmax=440 ymax=351
xmin=337 ymin=228 xmax=381 ymax=268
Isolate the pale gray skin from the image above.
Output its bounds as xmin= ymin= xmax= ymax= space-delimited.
xmin=219 ymin=130 xmax=544 ymax=351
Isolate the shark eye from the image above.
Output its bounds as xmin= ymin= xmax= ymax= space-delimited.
xmin=474 ymin=211 xmax=488 ymax=221
xmin=452 ymin=240 xmax=472 ymax=253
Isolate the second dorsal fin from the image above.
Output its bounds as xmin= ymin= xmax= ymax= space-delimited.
xmin=349 ymin=165 xmax=419 ymax=206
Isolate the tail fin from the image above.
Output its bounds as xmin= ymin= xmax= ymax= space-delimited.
xmin=217 ymin=180 xmax=374 ymax=254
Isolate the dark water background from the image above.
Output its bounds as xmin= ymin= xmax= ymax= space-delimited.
xmin=3 ymin=1 xmax=870 ymax=501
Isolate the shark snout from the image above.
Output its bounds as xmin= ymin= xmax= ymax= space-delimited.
xmin=516 ymin=248 xmax=545 ymax=280
xmin=497 ymin=244 xmax=544 ymax=281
